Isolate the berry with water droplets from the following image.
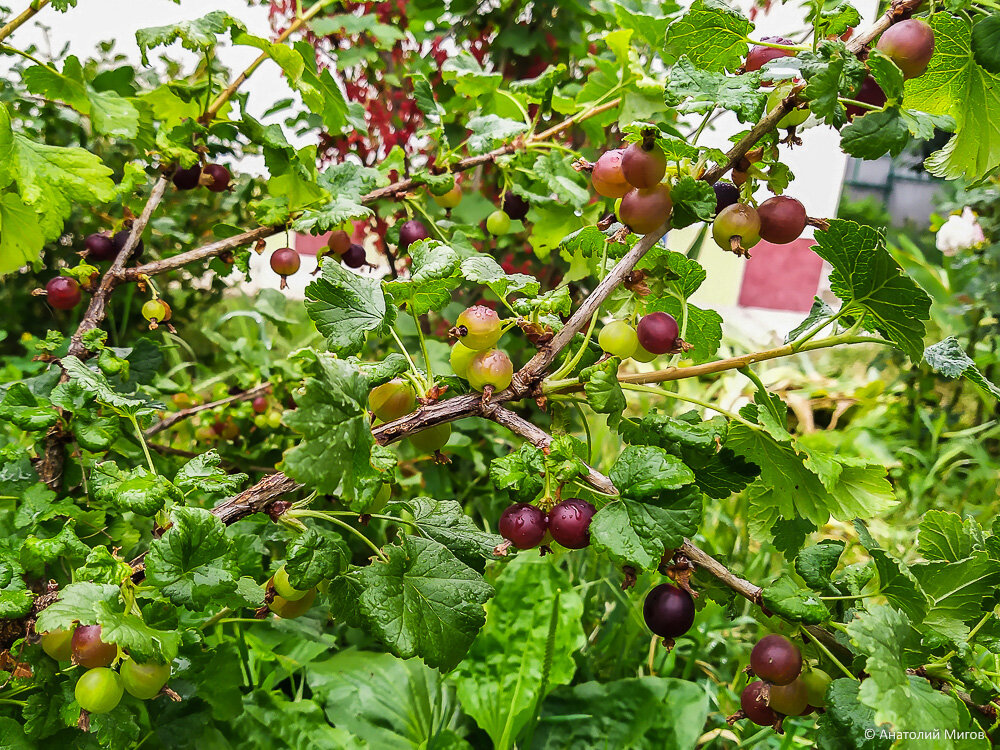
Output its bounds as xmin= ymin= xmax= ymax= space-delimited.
xmin=547 ymin=498 xmax=595 ymax=549
xmin=455 ymin=305 xmax=502 ymax=350
xmin=499 ymin=503 xmax=548 ymax=549
xmin=592 ymin=149 xmax=631 ymax=199
xmin=467 ymin=349 xmax=513 ymax=391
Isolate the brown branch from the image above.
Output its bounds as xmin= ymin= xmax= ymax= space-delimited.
xmin=145 ymin=383 xmax=271 ymax=437
xmin=124 ymin=225 xmax=274 ymax=280
xmin=484 ymin=404 xmax=618 ymax=495
xmin=0 ymin=0 xmax=50 ymax=43
xmin=69 ymin=175 xmax=170 ymax=357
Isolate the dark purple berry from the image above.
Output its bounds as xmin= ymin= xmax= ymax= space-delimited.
xmin=499 ymin=503 xmax=548 ymax=549
xmin=85 ymin=233 xmax=116 ymax=261
xmin=501 ymin=193 xmax=529 ymax=222
xmin=636 ymin=312 xmax=679 ymax=355
xmin=343 ymin=243 xmax=366 ymax=268
xmin=741 ymin=681 xmax=779 ymax=726
xmin=642 ymin=583 xmax=695 ymax=639
xmin=202 ymin=163 xmax=231 ymax=192
xmin=172 ymin=164 xmax=202 ymax=190
xmin=547 ymin=499 xmax=595 ymax=549
xmin=112 ymin=229 xmax=144 ymax=260
xmin=398 ymin=220 xmax=430 ymax=253
xmin=713 ymin=181 xmax=740 ymax=214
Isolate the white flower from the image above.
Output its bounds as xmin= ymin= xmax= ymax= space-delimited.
xmin=936 ymin=207 xmax=986 ymax=256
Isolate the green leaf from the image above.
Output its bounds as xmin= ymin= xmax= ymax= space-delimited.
xmin=0 ymin=192 xmax=46 ymax=276
xmin=75 ymin=547 xmax=133 ymax=587
xmin=840 ymin=108 xmax=910 ymax=160
xmin=305 ymin=260 xmax=394 ymax=355
xmin=441 ymin=54 xmax=503 ymax=98
xmin=911 ymin=552 xmax=1000 ymax=640
xmin=800 ymin=41 xmax=868 ymax=126
xmin=510 ymin=64 xmax=567 ymax=101
xmin=664 ymin=0 xmax=752 ymax=73
xmin=465 ymin=115 xmax=528 ymax=154
xmin=173 ymin=451 xmax=248 ymax=498
xmin=451 ymin=553 xmax=585 ymax=746
xmin=761 ymin=574 xmax=829 ymax=624
xmin=535 ymin=677 xmax=709 ymax=750
xmin=0 ymin=552 xmax=33 ymax=618
xmin=971 ymin=14 xmax=1000 ymax=74
xmin=854 ymin=521 xmax=929 ymax=623
xmin=816 ymin=1 xmax=862 ymax=39
xmin=906 ymin=13 xmax=1000 ymax=181
xmin=795 ymin=540 xmax=846 ymax=594
xmin=667 ymin=176 xmax=718 ymax=228
xmin=91 ymin=462 xmax=181 ymax=516
xmin=461 ymin=255 xmax=540 ymax=301
xmin=918 ymin=510 xmax=984 ymax=562
xmin=282 ymin=355 xmax=394 ymax=508
xmin=21 ymin=524 xmax=88 ymax=574
xmin=384 ymin=239 xmax=461 ymax=315
xmin=0 ymin=383 xmax=56 ymax=431
xmin=924 ymin=336 xmax=1000 ymax=399
xmin=848 ymin=605 xmax=975 ymax=741
xmin=609 ymin=445 xmax=696 ymax=498
xmin=787 ymin=298 xmax=835 ymax=343
xmin=665 ymin=57 xmax=766 ymax=123
xmin=348 ymin=536 xmax=494 ymax=671
xmin=811 ymin=219 xmax=931 ymax=360
xmin=490 ymin=443 xmax=546 ymax=503
xmin=590 ymin=485 xmax=702 ymax=570
xmin=866 ymin=51 xmax=905 ymax=102
xmin=136 ymin=11 xmax=245 ymax=65
xmin=144 ymin=507 xmax=240 ymax=609
xmin=580 ymin=357 xmax=626 ymax=426
xmin=285 ymin=528 xmax=350 ymax=590
xmin=402 ymin=497 xmax=502 ymax=572
xmin=618 ymin=412 xmax=759 ymax=498
xmin=60 ymin=355 xmax=156 ymax=418
xmin=816 ymin=679 xmax=889 ymax=750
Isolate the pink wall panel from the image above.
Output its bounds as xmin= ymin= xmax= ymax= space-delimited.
xmin=737 ymin=237 xmax=824 ymax=313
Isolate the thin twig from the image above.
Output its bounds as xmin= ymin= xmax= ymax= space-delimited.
xmin=145 ymin=383 xmax=271 ymax=437
xmin=0 ymin=0 xmax=51 ymax=43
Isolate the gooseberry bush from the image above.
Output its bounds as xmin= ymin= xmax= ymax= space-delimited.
xmin=1 ymin=0 xmax=999 ymax=747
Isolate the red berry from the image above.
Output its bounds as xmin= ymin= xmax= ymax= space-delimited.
xmin=46 ymin=277 xmax=82 ymax=310
xmin=270 ymin=248 xmax=301 ymax=278
xmin=328 ymin=230 xmax=351 ymax=255
xmin=619 ymin=185 xmax=672 ymax=235
xmin=636 ymin=312 xmax=679 ymax=355
xmin=745 ymin=37 xmax=797 ymax=81
xmin=876 ymin=19 xmax=934 ymax=79
xmin=621 ymin=143 xmax=667 ymax=189
xmin=202 ymin=163 xmax=232 ymax=192
xmin=592 ymin=149 xmax=631 ymax=199
xmin=71 ymin=625 xmax=117 ymax=669
xmin=498 ymin=503 xmax=548 ymax=549
xmin=846 ymin=76 xmax=887 ymax=120
xmin=547 ymin=498 xmax=595 ymax=549
xmin=252 ymin=396 xmax=268 ymax=414
xmin=750 ymin=634 xmax=802 ymax=685
xmin=757 ymin=195 xmax=807 ymax=244
xmin=741 ymin=681 xmax=779 ymax=726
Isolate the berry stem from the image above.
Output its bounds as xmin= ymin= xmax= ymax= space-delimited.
xmin=801 ymin=627 xmax=858 ymax=680
xmin=0 ymin=0 xmax=50 ymax=42
xmin=286 ymin=510 xmax=389 ymax=563
xmin=619 ymin=382 xmax=760 ymax=430
xmin=128 ymin=416 xmax=157 ymax=475
xmin=745 ymin=37 xmax=810 ymax=52
xmin=410 ymin=306 xmax=435 ymax=387
xmin=389 ymin=328 xmax=427 ymax=390
xmin=838 ymin=97 xmax=881 ymax=112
